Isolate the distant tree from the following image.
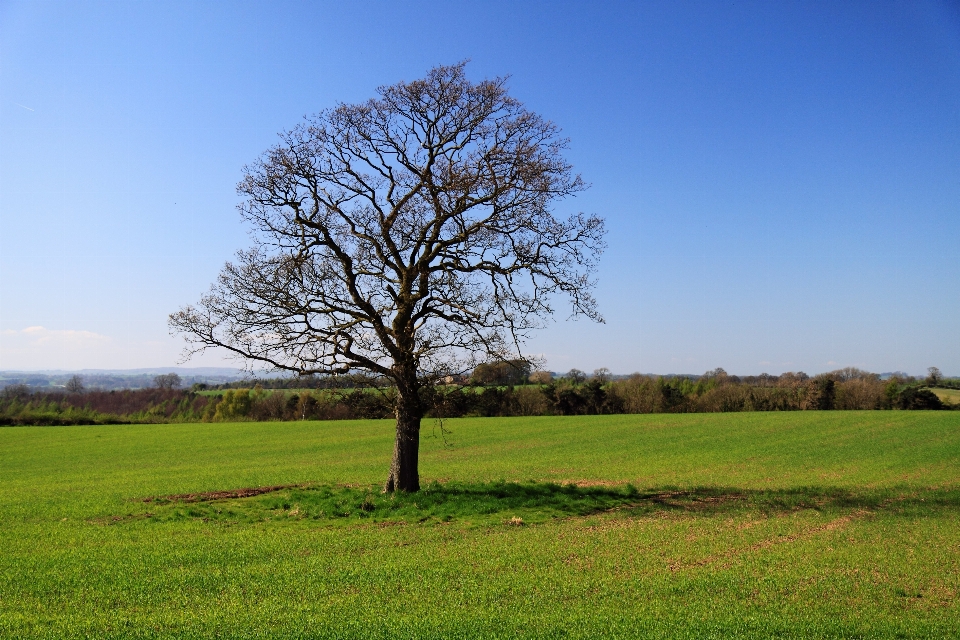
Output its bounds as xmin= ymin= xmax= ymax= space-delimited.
xmin=471 ymin=360 xmax=532 ymax=386
xmin=592 ymin=367 xmax=612 ymax=383
xmin=566 ymin=369 xmax=587 ymax=384
xmin=154 ymin=373 xmax=182 ymax=390
xmin=828 ymin=367 xmax=877 ymax=383
xmin=213 ymin=388 xmax=252 ymax=421
xmin=65 ymin=375 xmax=84 ymax=394
xmin=896 ymin=387 xmax=944 ymax=410
xmin=582 ymin=377 xmax=608 ymax=413
xmin=884 ymin=371 xmax=913 ymax=383
xmin=834 ymin=376 xmax=885 ymax=410
xmin=926 ymin=367 xmax=943 ymax=386
xmin=470 ymin=363 xmax=495 ymax=385
xmin=1 ymin=384 xmax=30 ymax=400
xmin=544 ymin=375 xmax=608 ymax=415
xmin=810 ymin=375 xmax=836 ymax=410
xmin=702 ymin=368 xmax=727 ymax=380
xmin=528 ymin=370 xmax=553 ymax=384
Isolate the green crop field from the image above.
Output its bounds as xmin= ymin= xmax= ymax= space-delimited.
xmin=930 ymin=388 xmax=960 ymax=405
xmin=2 ymin=412 xmax=959 ymax=638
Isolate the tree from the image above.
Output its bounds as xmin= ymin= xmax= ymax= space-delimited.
xmin=169 ymin=63 xmax=606 ymax=492
xmin=528 ymin=370 xmax=553 ymax=384
xmin=702 ymin=368 xmax=727 ymax=380
xmin=896 ymin=387 xmax=943 ymax=410
xmin=926 ymin=366 xmax=943 ymax=386
xmin=470 ymin=359 xmax=532 ymax=386
xmin=565 ymin=369 xmax=587 ymax=384
xmin=65 ymin=375 xmax=84 ymax=394
xmin=154 ymin=373 xmax=182 ymax=390
xmin=1 ymin=384 xmax=30 ymax=400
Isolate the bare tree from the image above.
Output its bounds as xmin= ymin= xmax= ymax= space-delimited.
xmin=528 ymin=370 xmax=553 ymax=384
xmin=470 ymin=359 xmax=532 ymax=386
xmin=170 ymin=63 xmax=605 ymax=492
xmin=702 ymin=368 xmax=728 ymax=380
xmin=1 ymin=384 xmax=30 ymax=400
xmin=65 ymin=375 xmax=84 ymax=394
xmin=154 ymin=373 xmax=182 ymax=390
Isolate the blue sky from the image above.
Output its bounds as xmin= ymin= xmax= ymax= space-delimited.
xmin=1 ymin=0 xmax=958 ymax=375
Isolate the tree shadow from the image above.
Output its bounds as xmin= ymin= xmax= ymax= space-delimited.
xmin=386 ymin=481 xmax=960 ymax=520
xmin=135 ymin=480 xmax=960 ymax=526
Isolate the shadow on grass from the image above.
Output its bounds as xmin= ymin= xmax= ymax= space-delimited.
xmin=133 ymin=480 xmax=960 ymax=527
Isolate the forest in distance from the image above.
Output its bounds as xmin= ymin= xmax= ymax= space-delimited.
xmin=0 ymin=365 xmax=955 ymax=426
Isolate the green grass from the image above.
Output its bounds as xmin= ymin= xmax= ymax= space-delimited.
xmin=2 ymin=412 xmax=959 ymax=638
xmin=930 ymin=387 xmax=960 ymax=405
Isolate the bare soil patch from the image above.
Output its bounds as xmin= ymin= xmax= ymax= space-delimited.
xmin=143 ymin=483 xmax=303 ymax=503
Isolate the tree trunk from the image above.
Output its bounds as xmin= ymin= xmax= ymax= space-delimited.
xmin=383 ymin=377 xmax=422 ymax=493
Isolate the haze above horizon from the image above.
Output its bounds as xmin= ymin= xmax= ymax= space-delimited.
xmin=1 ymin=1 xmax=958 ymax=376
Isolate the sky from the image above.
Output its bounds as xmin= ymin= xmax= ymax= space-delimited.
xmin=1 ymin=0 xmax=958 ymax=376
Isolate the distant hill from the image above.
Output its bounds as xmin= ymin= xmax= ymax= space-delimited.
xmin=1 ymin=367 xmax=246 ymax=376
xmin=0 ymin=367 xmax=257 ymax=391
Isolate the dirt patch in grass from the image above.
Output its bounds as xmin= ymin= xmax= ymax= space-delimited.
xmin=143 ymin=483 xmax=305 ymax=503
xmin=650 ymin=489 xmax=747 ymax=507
xmin=566 ymin=479 xmax=627 ymax=488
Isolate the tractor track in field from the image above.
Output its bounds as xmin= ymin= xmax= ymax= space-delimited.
xmin=665 ymin=493 xmax=916 ymax=572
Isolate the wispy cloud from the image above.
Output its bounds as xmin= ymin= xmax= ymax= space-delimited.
xmin=2 ymin=326 xmax=109 ymax=347
xmin=0 ymin=326 xmax=114 ymax=369
xmin=14 ymin=102 xmax=34 ymax=111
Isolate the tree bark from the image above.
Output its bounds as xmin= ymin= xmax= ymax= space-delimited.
xmin=383 ymin=376 xmax=422 ymax=492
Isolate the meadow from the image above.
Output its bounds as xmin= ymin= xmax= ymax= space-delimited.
xmin=931 ymin=388 xmax=960 ymax=405
xmin=1 ymin=411 xmax=958 ymax=638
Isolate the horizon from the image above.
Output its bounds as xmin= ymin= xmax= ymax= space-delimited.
xmin=2 ymin=1 xmax=958 ymax=375
xmin=0 ymin=365 xmax=947 ymax=380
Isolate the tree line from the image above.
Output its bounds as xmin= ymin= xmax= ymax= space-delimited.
xmin=0 ymin=387 xmax=213 ymax=426
xmin=0 ymin=366 xmax=953 ymax=426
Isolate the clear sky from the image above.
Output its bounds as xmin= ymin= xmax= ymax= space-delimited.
xmin=1 ymin=0 xmax=958 ymax=376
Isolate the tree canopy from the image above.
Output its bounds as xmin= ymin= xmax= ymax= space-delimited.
xmin=170 ymin=63 xmax=605 ymax=491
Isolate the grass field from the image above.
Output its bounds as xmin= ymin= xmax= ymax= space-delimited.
xmin=930 ymin=387 xmax=960 ymax=405
xmin=1 ymin=412 xmax=959 ymax=638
